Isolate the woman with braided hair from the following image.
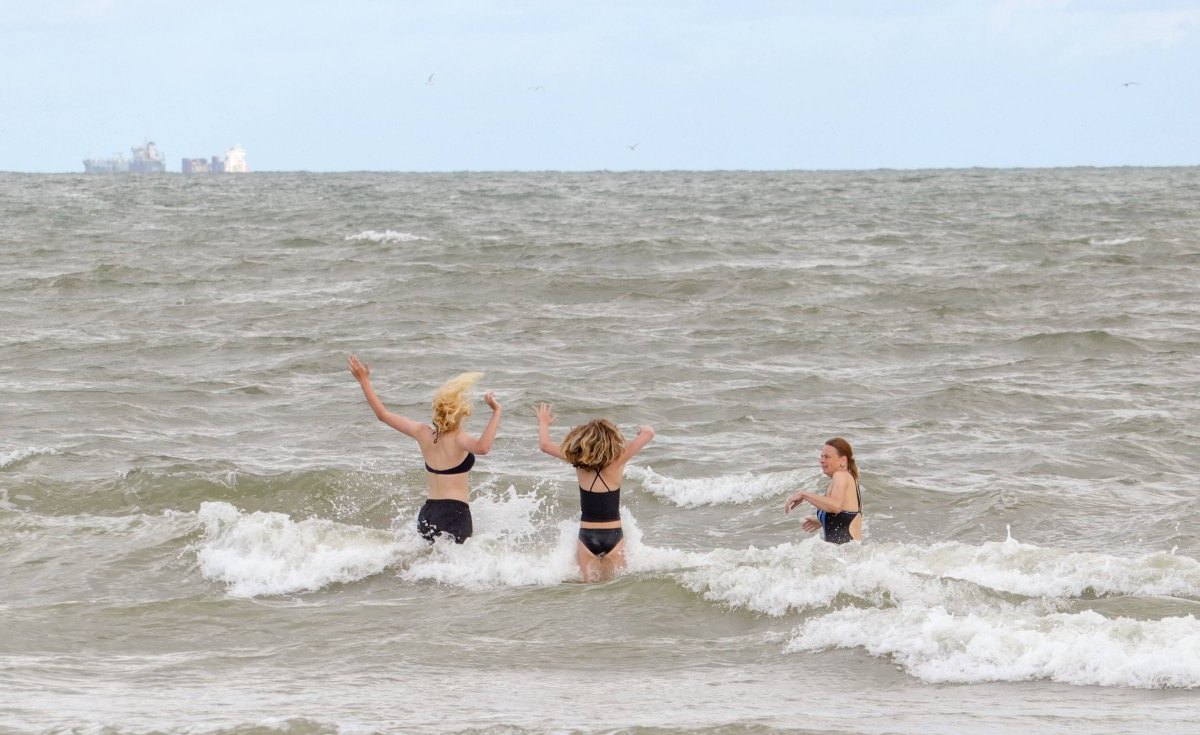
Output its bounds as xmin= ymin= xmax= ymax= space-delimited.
xmin=349 ymin=355 xmax=502 ymax=544
xmin=785 ymin=437 xmax=862 ymax=544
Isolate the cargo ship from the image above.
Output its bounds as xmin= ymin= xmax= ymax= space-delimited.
xmin=83 ymin=141 xmax=166 ymax=173
xmin=182 ymin=145 xmax=248 ymax=173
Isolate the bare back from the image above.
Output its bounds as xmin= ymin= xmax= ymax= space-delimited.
xmin=417 ymin=427 xmax=473 ymax=502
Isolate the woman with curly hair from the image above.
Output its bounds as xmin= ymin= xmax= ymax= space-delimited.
xmin=349 ymin=355 xmax=501 ymax=544
xmin=784 ymin=437 xmax=862 ymax=544
xmin=535 ymin=403 xmax=654 ymax=582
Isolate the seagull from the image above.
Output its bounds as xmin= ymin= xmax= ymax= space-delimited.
xmin=426 ymin=73 xmax=435 ymax=86
xmin=627 ymin=143 xmax=639 ymax=151
xmin=529 ymin=85 xmax=546 ymax=92
xmin=1122 ymin=81 xmax=1139 ymax=87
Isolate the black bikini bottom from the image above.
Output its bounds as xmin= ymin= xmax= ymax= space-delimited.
xmin=578 ymin=527 xmax=624 ymax=557
xmin=417 ymin=499 xmax=473 ymax=544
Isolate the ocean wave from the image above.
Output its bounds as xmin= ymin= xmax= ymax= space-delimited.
xmin=671 ymin=533 xmax=1200 ymax=689
xmin=905 ymin=534 xmax=1200 ymax=599
xmin=195 ymin=500 xmax=412 ymax=597
xmin=786 ymin=605 xmax=1200 ymax=688
xmin=1007 ymin=329 xmax=1147 ymax=355
xmin=0 ymin=446 xmax=56 ymax=469
xmin=627 ymin=465 xmax=810 ymax=507
xmin=1089 ymin=236 xmax=1146 ymax=246
xmin=42 ymin=464 xmax=424 ymax=521
xmin=34 ymin=263 xmax=183 ymax=291
xmin=677 ymin=535 xmax=1200 ymax=618
xmin=195 ymin=487 xmax=585 ymax=596
xmin=344 ymin=229 xmax=431 ymax=243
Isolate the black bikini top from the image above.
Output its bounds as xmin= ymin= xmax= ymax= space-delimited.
xmin=425 ymin=452 xmax=475 ymax=475
xmin=578 ymin=470 xmax=621 ymax=523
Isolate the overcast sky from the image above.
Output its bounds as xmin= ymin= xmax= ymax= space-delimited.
xmin=2 ymin=0 xmax=1197 ymax=172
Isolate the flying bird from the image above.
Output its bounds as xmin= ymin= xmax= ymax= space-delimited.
xmin=426 ymin=74 xmax=435 ymax=86
xmin=1122 ymin=81 xmax=1139 ymax=87
xmin=529 ymin=85 xmax=546 ymax=92
xmin=627 ymin=143 xmax=639 ymax=151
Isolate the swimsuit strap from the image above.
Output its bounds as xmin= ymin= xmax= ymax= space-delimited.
xmin=587 ymin=470 xmax=612 ymax=492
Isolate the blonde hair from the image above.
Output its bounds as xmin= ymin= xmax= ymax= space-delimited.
xmin=561 ymin=419 xmax=626 ymax=471
xmin=431 ymin=372 xmax=482 ymax=436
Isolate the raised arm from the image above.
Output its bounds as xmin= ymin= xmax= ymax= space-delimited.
xmin=457 ymin=391 xmax=502 ymax=455
xmin=535 ymin=403 xmax=566 ymax=460
xmin=348 ymin=355 xmax=426 ymax=438
xmin=616 ymin=425 xmax=654 ymax=465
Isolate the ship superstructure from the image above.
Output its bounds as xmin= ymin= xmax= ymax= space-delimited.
xmin=182 ymin=145 xmax=248 ymax=173
xmin=84 ymin=141 xmax=166 ymax=173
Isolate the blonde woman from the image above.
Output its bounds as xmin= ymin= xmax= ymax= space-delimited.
xmin=785 ymin=437 xmax=862 ymax=544
xmin=535 ymin=403 xmax=654 ymax=582
xmin=349 ymin=355 xmax=501 ymax=544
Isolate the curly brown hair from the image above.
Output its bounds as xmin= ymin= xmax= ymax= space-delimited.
xmin=561 ymin=419 xmax=626 ymax=471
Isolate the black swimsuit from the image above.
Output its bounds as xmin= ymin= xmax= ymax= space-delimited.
xmin=417 ymin=499 xmax=472 ymax=544
xmin=578 ymin=471 xmax=623 ymax=557
xmin=424 ymin=452 xmax=475 ymax=475
xmin=417 ymin=451 xmax=476 ymax=544
xmin=817 ymin=481 xmax=862 ymax=545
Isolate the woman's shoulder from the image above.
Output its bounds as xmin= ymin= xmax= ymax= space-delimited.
xmin=413 ymin=423 xmax=440 ymax=444
xmin=830 ymin=469 xmax=856 ymax=486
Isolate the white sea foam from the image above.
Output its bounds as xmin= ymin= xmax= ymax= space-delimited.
xmin=0 ymin=446 xmax=56 ymax=469
xmin=396 ymin=485 xmax=580 ymax=589
xmin=195 ymin=484 xmax=683 ymax=595
xmin=195 ymin=501 xmax=415 ymax=598
xmin=1089 ymin=236 xmax=1145 ymax=246
xmin=344 ymin=229 xmax=430 ymax=243
xmin=786 ymin=605 xmax=1200 ymax=688
xmin=397 ymin=489 xmax=671 ymax=589
xmin=902 ymin=534 xmax=1200 ymax=599
xmin=677 ymin=535 xmax=1200 ymax=618
xmin=669 ymin=532 xmax=1200 ymax=689
xmin=675 ymin=539 xmax=1009 ymax=619
xmin=628 ymin=465 xmax=809 ymax=507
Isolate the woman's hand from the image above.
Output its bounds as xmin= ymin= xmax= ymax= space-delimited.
xmin=784 ymin=491 xmax=806 ymax=514
xmin=348 ymin=354 xmax=370 ymax=382
xmin=535 ymin=402 xmax=555 ymax=426
xmin=484 ymin=391 xmax=501 ymax=412
xmin=801 ymin=516 xmax=820 ymax=533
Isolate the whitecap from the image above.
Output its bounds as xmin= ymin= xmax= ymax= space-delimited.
xmin=1089 ymin=236 xmax=1145 ymax=246
xmin=786 ymin=605 xmax=1200 ymax=688
xmin=0 ymin=446 xmax=57 ymax=470
xmin=344 ymin=229 xmax=431 ymax=243
xmin=628 ymin=465 xmax=810 ymax=507
xmin=195 ymin=501 xmax=415 ymax=598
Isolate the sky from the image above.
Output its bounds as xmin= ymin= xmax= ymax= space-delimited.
xmin=1 ymin=0 xmax=1198 ymax=172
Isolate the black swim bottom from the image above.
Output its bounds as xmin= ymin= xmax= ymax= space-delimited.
xmin=417 ymin=499 xmax=473 ymax=544
xmin=578 ymin=527 xmax=623 ymax=557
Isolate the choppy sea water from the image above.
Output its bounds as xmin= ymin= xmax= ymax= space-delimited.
xmin=1 ymin=169 xmax=1198 ymax=735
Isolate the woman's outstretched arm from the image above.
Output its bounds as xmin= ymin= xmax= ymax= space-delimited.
xmin=535 ymin=403 xmax=566 ymax=460
xmin=348 ymin=355 xmax=425 ymax=438
xmin=458 ymin=392 xmax=502 ymax=454
xmin=616 ymin=425 xmax=654 ymax=465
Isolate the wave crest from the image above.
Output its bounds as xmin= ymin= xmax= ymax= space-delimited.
xmin=628 ymin=465 xmax=809 ymax=507
xmin=344 ymin=229 xmax=430 ymax=243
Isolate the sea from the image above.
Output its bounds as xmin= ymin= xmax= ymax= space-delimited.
xmin=1 ymin=168 xmax=1198 ymax=735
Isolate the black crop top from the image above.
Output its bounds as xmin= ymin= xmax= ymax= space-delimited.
xmin=425 ymin=452 xmax=475 ymax=475
xmin=579 ymin=471 xmax=621 ymax=523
